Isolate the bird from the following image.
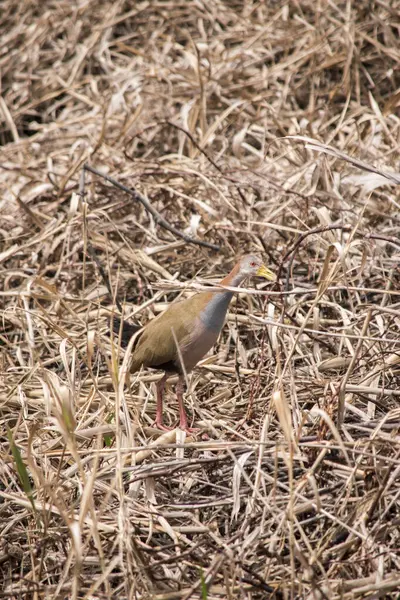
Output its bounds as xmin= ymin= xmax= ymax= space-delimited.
xmin=112 ymin=255 xmax=275 ymax=432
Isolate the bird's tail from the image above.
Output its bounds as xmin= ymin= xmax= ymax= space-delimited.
xmin=110 ymin=315 xmax=141 ymax=348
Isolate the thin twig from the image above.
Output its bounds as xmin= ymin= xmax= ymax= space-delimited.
xmin=83 ymin=163 xmax=220 ymax=251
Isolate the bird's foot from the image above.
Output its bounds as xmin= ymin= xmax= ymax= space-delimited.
xmin=155 ymin=420 xmax=175 ymax=432
xmin=154 ymin=420 xmax=201 ymax=434
xmin=178 ymin=416 xmax=202 ymax=435
xmin=154 ymin=417 xmax=206 ymax=436
xmin=181 ymin=427 xmax=209 ymax=440
xmin=179 ymin=426 xmax=202 ymax=435
xmin=179 ymin=423 xmax=210 ymax=438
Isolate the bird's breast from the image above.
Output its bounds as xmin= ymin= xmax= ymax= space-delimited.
xmin=178 ymin=319 xmax=221 ymax=372
xmin=198 ymin=291 xmax=232 ymax=333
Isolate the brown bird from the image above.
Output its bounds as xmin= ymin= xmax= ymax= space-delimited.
xmin=113 ymin=255 xmax=275 ymax=431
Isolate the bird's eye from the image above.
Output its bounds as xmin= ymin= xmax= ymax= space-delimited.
xmin=250 ymin=261 xmax=256 ymax=267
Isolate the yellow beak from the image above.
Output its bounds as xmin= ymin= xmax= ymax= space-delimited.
xmin=256 ymin=264 xmax=276 ymax=281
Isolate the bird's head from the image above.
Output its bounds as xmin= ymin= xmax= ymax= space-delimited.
xmin=238 ymin=254 xmax=276 ymax=281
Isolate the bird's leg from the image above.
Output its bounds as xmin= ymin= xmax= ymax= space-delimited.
xmin=155 ymin=373 xmax=172 ymax=431
xmin=176 ymin=375 xmax=189 ymax=430
xmin=176 ymin=375 xmax=201 ymax=433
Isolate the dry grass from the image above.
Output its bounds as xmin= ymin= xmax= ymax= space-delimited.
xmin=1 ymin=1 xmax=400 ymax=598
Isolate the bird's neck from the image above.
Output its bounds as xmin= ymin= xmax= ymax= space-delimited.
xmin=220 ymin=262 xmax=247 ymax=288
xmin=198 ymin=264 xmax=246 ymax=332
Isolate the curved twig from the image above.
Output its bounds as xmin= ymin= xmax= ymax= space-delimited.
xmin=82 ymin=163 xmax=220 ymax=251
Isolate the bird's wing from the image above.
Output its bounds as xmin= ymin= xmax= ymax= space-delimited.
xmin=130 ymin=294 xmax=209 ymax=371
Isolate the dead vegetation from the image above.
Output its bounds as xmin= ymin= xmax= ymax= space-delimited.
xmin=1 ymin=0 xmax=400 ymax=598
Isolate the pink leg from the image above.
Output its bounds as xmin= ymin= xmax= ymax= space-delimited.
xmin=177 ymin=376 xmax=201 ymax=433
xmin=155 ymin=373 xmax=172 ymax=431
xmin=176 ymin=375 xmax=188 ymax=430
